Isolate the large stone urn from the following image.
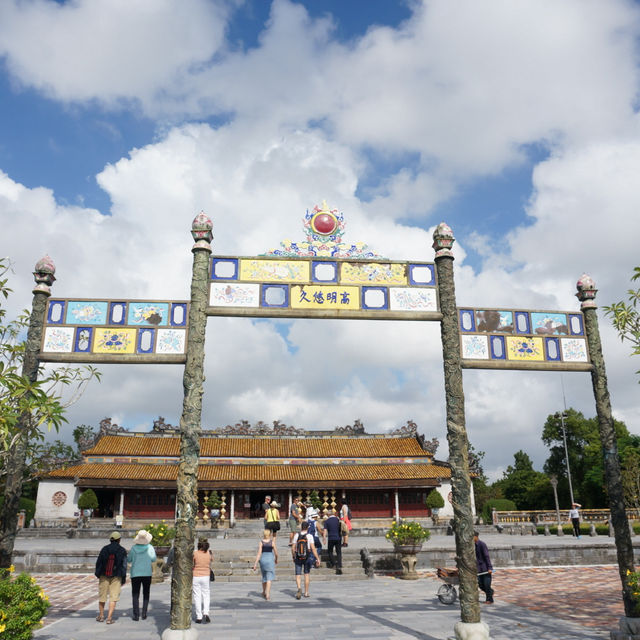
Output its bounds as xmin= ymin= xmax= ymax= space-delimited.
xmin=152 ymin=546 xmax=171 ymax=583
xmin=395 ymin=543 xmax=422 ymax=580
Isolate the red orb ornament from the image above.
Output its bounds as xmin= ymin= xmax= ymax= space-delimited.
xmin=312 ymin=212 xmax=338 ymax=235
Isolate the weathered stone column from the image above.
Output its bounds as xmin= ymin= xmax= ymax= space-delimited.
xmin=433 ymin=224 xmax=488 ymax=639
xmin=164 ymin=213 xmax=212 ymax=639
xmin=0 ymin=257 xmax=55 ymax=568
xmin=576 ymin=275 xmax=638 ymax=631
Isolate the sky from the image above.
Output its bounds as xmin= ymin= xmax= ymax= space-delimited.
xmin=1 ymin=0 xmax=640 ymax=484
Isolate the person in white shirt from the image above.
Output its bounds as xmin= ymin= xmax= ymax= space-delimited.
xmin=568 ymin=502 xmax=582 ymax=538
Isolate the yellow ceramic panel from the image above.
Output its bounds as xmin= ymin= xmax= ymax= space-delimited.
xmin=239 ymin=259 xmax=309 ymax=283
xmin=93 ymin=328 xmax=137 ymax=354
xmin=291 ymin=285 xmax=360 ymax=309
xmin=340 ymin=262 xmax=407 ymax=285
xmin=506 ymin=336 xmax=545 ymax=361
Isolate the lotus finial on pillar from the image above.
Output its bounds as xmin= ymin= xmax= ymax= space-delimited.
xmin=33 ymin=255 xmax=56 ymax=295
xmin=191 ymin=211 xmax=213 ymax=251
xmin=432 ymin=222 xmax=455 ymax=258
xmin=576 ymin=273 xmax=597 ymax=309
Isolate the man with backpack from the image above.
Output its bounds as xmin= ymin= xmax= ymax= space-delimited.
xmin=95 ymin=531 xmax=127 ymax=624
xmin=291 ymin=521 xmax=320 ymax=599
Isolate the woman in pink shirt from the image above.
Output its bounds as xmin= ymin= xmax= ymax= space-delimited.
xmin=192 ymin=539 xmax=213 ymax=624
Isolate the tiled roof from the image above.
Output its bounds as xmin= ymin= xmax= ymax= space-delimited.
xmin=83 ymin=435 xmax=432 ymax=458
xmin=47 ymin=463 xmax=450 ymax=483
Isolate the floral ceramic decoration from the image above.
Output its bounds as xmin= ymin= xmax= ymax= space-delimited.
xmin=474 ymin=310 xmax=514 ymax=333
xmin=461 ymin=334 xmax=489 ymax=359
xmin=560 ymin=338 xmax=588 ymax=362
xmin=43 ymin=327 xmax=74 ymax=352
xmin=66 ymin=301 xmax=108 ymax=325
xmin=390 ymin=288 xmax=437 ymax=311
xmin=239 ymin=259 xmax=309 ymax=282
xmin=94 ymin=328 xmax=136 ymax=354
xmin=341 ymin=262 xmax=406 ymax=285
xmin=156 ymin=329 xmax=186 ymax=354
xmin=506 ymin=336 xmax=544 ymax=361
xmin=531 ymin=312 xmax=569 ymax=335
xmin=128 ymin=302 xmax=169 ymax=326
xmin=210 ymin=283 xmax=260 ymax=307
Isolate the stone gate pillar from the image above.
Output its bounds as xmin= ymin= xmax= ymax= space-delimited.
xmin=167 ymin=213 xmax=212 ymax=636
xmin=433 ymin=224 xmax=487 ymax=638
xmin=0 ymin=256 xmax=55 ymax=569
xmin=576 ymin=274 xmax=637 ymax=624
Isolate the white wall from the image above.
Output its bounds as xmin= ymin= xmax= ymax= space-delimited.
xmin=35 ymin=479 xmax=79 ymax=521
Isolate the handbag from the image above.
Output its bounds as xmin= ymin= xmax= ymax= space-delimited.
xmin=209 ymin=569 xmax=215 ymax=582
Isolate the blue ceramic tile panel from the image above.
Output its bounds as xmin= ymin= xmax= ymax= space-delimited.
xmin=459 ymin=309 xmax=475 ymax=332
xmin=137 ymin=328 xmax=155 ymax=353
xmin=261 ymin=284 xmax=289 ymax=307
xmin=515 ymin=311 xmax=530 ymax=334
xmin=568 ymin=314 xmax=584 ymax=335
xmin=362 ymin=287 xmax=389 ymax=310
xmin=312 ymin=261 xmax=338 ymax=283
xmin=475 ymin=310 xmax=514 ymax=333
xmin=408 ymin=264 xmax=435 ymax=285
xmin=531 ymin=312 xmax=569 ymax=335
xmin=66 ymin=301 xmax=108 ymax=325
xmin=73 ymin=327 xmax=93 ymax=352
xmin=170 ymin=303 xmax=187 ymax=326
xmin=109 ymin=302 xmax=127 ymax=325
xmin=489 ymin=335 xmax=506 ymax=359
xmin=47 ymin=300 xmax=65 ymax=324
xmin=211 ymin=258 xmax=239 ymax=280
xmin=127 ymin=302 xmax=169 ymax=326
xmin=545 ymin=337 xmax=561 ymax=361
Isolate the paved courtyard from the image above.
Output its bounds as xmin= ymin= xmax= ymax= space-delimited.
xmin=33 ymin=565 xmax=624 ymax=639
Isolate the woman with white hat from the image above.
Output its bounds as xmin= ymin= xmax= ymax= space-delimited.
xmin=127 ymin=529 xmax=156 ymax=621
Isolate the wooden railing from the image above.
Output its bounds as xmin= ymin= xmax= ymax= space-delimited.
xmin=492 ymin=508 xmax=640 ymax=525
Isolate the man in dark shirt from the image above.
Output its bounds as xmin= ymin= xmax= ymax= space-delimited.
xmin=474 ymin=530 xmax=494 ymax=604
xmin=95 ymin=531 xmax=127 ymax=623
xmin=323 ymin=509 xmax=343 ymax=574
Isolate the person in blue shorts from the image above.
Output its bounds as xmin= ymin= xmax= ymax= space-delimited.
xmin=291 ymin=521 xmax=320 ymax=599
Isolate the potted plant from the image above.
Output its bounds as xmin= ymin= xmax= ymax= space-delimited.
xmin=77 ymin=489 xmax=98 ymax=525
xmin=386 ymin=520 xmax=431 ymax=554
xmin=146 ymin=521 xmax=175 ymax=555
xmin=426 ymin=490 xmax=445 ymax=525
xmin=205 ymin=491 xmax=222 ymax=527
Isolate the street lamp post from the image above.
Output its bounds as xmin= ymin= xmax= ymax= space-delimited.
xmin=549 ymin=475 xmax=561 ymax=526
xmin=555 ymin=411 xmax=575 ymax=506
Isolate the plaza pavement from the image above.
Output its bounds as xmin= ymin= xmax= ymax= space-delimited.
xmin=32 ymin=566 xmax=621 ymax=640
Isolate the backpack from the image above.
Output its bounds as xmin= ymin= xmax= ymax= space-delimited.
xmin=307 ymin=520 xmax=317 ymax=537
xmin=105 ymin=552 xmax=116 ymax=577
xmin=294 ymin=535 xmax=309 ymax=562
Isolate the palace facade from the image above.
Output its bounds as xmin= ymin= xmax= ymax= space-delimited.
xmin=35 ymin=422 xmax=457 ymax=525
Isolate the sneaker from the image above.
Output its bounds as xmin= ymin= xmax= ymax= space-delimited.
xmin=195 ymin=619 xmax=202 ymax=624
xmin=296 ymin=589 xmax=302 ymax=600
xmin=203 ymin=615 xmax=211 ymax=624
xmin=336 ymin=568 xmax=343 ymax=575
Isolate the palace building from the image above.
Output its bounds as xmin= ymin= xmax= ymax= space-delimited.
xmin=35 ymin=420 xmax=456 ymax=525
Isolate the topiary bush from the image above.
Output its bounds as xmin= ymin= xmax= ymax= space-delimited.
xmin=425 ymin=490 xmax=445 ymax=510
xmin=482 ymin=498 xmax=517 ymax=525
xmin=0 ymin=566 xmax=50 ymax=639
xmin=77 ymin=489 xmax=98 ymax=511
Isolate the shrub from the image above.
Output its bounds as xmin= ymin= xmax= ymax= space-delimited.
xmin=77 ymin=489 xmax=98 ymax=511
xmin=0 ymin=497 xmax=36 ymax=528
xmin=0 ymin=566 xmax=50 ymax=639
xmin=425 ymin=490 xmax=445 ymax=510
xmin=482 ymin=498 xmax=517 ymax=525
xmin=204 ymin=491 xmax=222 ymax=510
xmin=628 ymin=569 xmax=640 ymax=615
xmin=386 ymin=520 xmax=431 ymax=546
xmin=146 ymin=521 xmax=175 ymax=547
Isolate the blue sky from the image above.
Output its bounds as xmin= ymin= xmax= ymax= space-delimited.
xmin=1 ymin=0 xmax=639 ymax=480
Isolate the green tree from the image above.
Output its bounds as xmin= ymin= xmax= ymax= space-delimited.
xmin=77 ymin=489 xmax=98 ymax=511
xmin=493 ymin=450 xmax=551 ymax=510
xmin=604 ymin=266 xmax=640 ymax=378
xmin=0 ymin=258 xmax=100 ymax=568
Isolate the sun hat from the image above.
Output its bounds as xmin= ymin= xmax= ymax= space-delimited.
xmin=271 ymin=501 xmax=279 ymax=508
xmin=133 ymin=529 xmax=153 ymax=545
xmin=110 ymin=531 xmax=121 ymax=540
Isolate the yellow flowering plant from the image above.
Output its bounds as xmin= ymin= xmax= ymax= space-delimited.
xmin=146 ymin=520 xmax=176 ymax=547
xmin=385 ymin=520 xmax=431 ymax=546
xmin=0 ymin=566 xmax=50 ymax=639
xmin=627 ymin=569 xmax=640 ymax=613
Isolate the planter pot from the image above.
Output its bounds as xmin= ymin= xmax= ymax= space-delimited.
xmin=154 ymin=546 xmax=171 ymax=558
xmin=394 ymin=544 xmax=422 ymax=580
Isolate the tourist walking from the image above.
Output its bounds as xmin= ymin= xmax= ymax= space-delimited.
xmin=292 ymin=521 xmax=321 ymax=599
xmin=289 ymin=496 xmax=302 ymax=546
xmin=193 ymin=538 xmax=214 ymax=623
xmin=307 ymin=512 xmax=325 ymax=554
xmin=340 ymin=502 xmax=352 ymax=547
xmin=127 ymin=529 xmax=156 ymax=621
xmin=265 ymin=501 xmax=281 ymax=538
xmin=262 ymin=495 xmax=272 ymax=525
xmin=94 ymin=531 xmax=127 ymax=624
xmin=324 ymin=509 xmax=343 ymax=575
xmin=474 ymin=530 xmax=494 ymax=604
xmin=569 ymin=502 xmax=582 ymax=538
xmin=252 ymin=529 xmax=279 ymax=600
